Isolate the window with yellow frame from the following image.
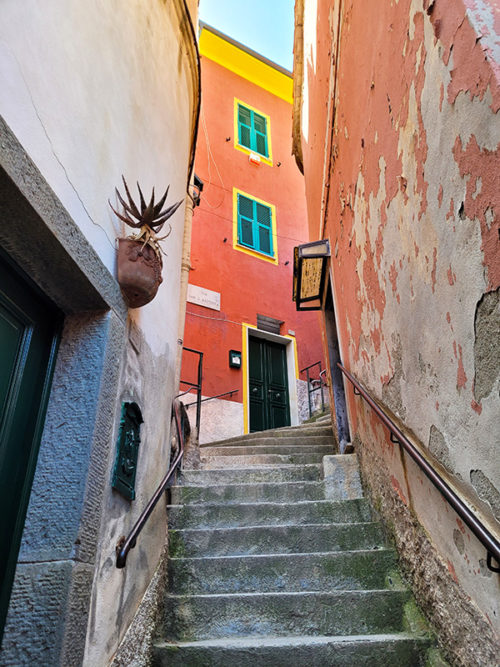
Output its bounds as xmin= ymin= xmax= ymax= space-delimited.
xmin=233 ymin=189 xmax=278 ymax=264
xmin=234 ymin=99 xmax=273 ymax=165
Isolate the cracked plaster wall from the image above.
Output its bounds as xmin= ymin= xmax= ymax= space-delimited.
xmin=0 ymin=1 xmax=197 ymax=665
xmin=301 ymin=0 xmax=499 ymax=660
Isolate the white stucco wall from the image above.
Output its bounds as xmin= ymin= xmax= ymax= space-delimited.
xmin=0 ymin=0 xmax=193 ymax=355
xmin=0 ymin=1 xmax=198 ymax=664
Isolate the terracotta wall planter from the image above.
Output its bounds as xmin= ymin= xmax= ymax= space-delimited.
xmin=117 ymin=238 xmax=163 ymax=308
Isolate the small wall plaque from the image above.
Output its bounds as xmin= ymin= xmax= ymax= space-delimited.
xmin=112 ymin=402 xmax=143 ymax=500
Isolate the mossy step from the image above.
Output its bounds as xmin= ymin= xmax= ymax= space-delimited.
xmin=168 ymin=548 xmax=399 ymax=595
xmin=201 ymin=438 xmax=333 ymax=455
xmin=153 ymin=633 xmax=431 ymax=667
xmin=204 ymin=427 xmax=334 ymax=447
xmin=170 ymin=480 xmax=326 ymax=505
xmin=201 ymin=453 xmax=327 ymax=467
xmin=200 ymin=434 xmax=333 ymax=449
xmin=178 ymin=464 xmax=322 ymax=486
xmin=161 ymin=589 xmax=413 ymax=641
xmin=167 ymin=498 xmax=372 ymax=529
xmin=168 ymin=521 xmax=385 ymax=558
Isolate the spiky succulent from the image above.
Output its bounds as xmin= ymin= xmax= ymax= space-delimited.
xmin=109 ymin=176 xmax=183 ymax=234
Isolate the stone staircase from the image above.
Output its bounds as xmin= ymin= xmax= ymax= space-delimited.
xmin=153 ymin=417 xmax=435 ymax=666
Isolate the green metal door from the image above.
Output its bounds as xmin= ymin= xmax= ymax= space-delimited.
xmin=249 ymin=337 xmax=290 ymax=432
xmin=0 ymin=254 xmax=60 ymax=641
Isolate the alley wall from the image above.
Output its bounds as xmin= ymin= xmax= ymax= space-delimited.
xmin=296 ymin=0 xmax=500 ymax=664
xmin=0 ymin=1 xmax=198 ymax=664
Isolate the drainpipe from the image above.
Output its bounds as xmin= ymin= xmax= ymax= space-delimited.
xmin=174 ymin=183 xmax=195 ymax=392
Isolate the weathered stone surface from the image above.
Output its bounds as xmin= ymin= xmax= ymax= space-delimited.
xmin=356 ymin=436 xmax=500 ymax=666
xmin=155 ymin=422 xmax=440 ymax=665
xmin=179 ymin=464 xmax=322 ymax=486
xmin=170 ymin=480 xmax=326 ymax=505
xmin=323 ymin=454 xmax=363 ymax=500
xmin=167 ymin=498 xmax=373 ymax=529
xmin=153 ymin=634 xmax=431 ymax=667
xmin=470 ymin=469 xmax=500 ymax=522
xmin=473 ymin=288 xmax=500 ymax=402
xmin=162 ymin=590 xmax=412 ymax=641
xmin=168 ymin=549 xmax=398 ymax=595
xmin=1 ymin=561 xmax=92 ymax=667
xmin=168 ymin=522 xmax=384 ymax=558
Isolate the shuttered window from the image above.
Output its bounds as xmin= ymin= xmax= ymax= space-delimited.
xmin=237 ymin=193 xmax=273 ymax=257
xmin=237 ymin=103 xmax=269 ymax=158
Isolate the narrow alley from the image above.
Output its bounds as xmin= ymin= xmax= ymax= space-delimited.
xmin=0 ymin=1 xmax=498 ymax=666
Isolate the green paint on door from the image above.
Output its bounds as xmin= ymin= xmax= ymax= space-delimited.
xmin=249 ymin=337 xmax=290 ymax=432
xmin=0 ymin=254 xmax=61 ymax=642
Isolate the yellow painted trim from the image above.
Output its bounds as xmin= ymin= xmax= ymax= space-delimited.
xmin=241 ymin=322 xmax=257 ymax=434
xmin=242 ymin=325 xmax=297 ymax=434
xmin=199 ymin=28 xmax=293 ymax=104
xmin=283 ymin=334 xmax=300 ymax=380
xmin=233 ymin=188 xmax=278 ymax=265
xmin=234 ymin=98 xmax=273 ymax=166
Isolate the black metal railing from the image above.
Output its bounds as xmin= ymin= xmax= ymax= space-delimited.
xmin=115 ymin=399 xmax=185 ymax=568
xmin=179 ymin=347 xmax=203 ymax=434
xmin=338 ymin=362 xmax=500 ymax=573
xmin=184 ymin=388 xmax=238 ymax=408
xmin=300 ymin=361 xmax=326 ymax=418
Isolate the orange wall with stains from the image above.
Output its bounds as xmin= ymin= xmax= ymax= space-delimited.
xmin=297 ymin=0 xmax=500 ymax=662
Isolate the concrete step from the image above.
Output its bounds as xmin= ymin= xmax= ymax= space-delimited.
xmin=200 ymin=453 xmax=327 ymax=467
xmin=167 ymin=498 xmax=372 ymax=529
xmin=160 ymin=590 xmax=412 ymax=642
xmin=202 ymin=436 xmax=334 ymax=452
xmin=178 ymin=464 xmax=322 ymax=486
xmin=168 ymin=549 xmax=399 ymax=595
xmin=168 ymin=522 xmax=385 ymax=558
xmin=153 ymin=633 xmax=431 ymax=667
xmin=170 ymin=480 xmax=326 ymax=505
xmin=204 ymin=426 xmax=334 ymax=447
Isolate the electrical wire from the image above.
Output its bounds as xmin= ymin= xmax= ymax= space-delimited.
xmin=199 ymin=102 xmax=226 ymax=209
xmin=185 ymin=309 xmax=243 ymax=327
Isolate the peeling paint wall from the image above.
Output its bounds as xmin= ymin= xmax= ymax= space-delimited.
xmin=298 ymin=0 xmax=500 ymax=662
xmin=0 ymin=0 xmax=197 ymax=664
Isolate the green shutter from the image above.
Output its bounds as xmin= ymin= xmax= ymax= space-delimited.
xmin=238 ymin=105 xmax=252 ymax=149
xmin=237 ymin=194 xmax=273 ymax=257
xmin=256 ymin=202 xmax=272 ymax=255
xmin=253 ymin=113 xmax=268 ymax=157
xmin=237 ymin=104 xmax=269 ymax=157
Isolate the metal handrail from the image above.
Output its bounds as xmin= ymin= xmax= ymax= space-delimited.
xmin=183 ymin=388 xmax=238 ymax=407
xmin=338 ymin=362 xmax=500 ymax=571
xmin=300 ymin=360 xmax=326 ymax=418
xmin=115 ymin=400 xmax=184 ymax=568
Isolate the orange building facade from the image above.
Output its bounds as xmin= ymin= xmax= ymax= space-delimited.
xmin=181 ymin=24 xmax=326 ymax=443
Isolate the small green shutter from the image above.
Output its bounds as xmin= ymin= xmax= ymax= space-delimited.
xmin=253 ymin=112 xmax=268 ymax=157
xmin=256 ymin=202 xmax=272 ymax=255
xmin=238 ymin=105 xmax=252 ymax=149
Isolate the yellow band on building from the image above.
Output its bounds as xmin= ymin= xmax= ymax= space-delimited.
xmin=199 ymin=26 xmax=293 ymax=104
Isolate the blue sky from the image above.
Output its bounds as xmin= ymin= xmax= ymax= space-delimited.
xmin=198 ymin=0 xmax=295 ymax=71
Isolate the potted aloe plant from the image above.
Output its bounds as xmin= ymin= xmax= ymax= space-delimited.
xmin=110 ymin=177 xmax=183 ymax=308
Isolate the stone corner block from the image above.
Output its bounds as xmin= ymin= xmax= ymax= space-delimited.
xmin=323 ymin=454 xmax=363 ymax=500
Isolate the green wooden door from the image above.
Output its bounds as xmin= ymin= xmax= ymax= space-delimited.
xmin=249 ymin=337 xmax=290 ymax=432
xmin=0 ymin=254 xmax=60 ymax=641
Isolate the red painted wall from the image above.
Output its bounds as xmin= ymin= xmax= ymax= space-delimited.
xmin=182 ymin=52 xmax=325 ymax=403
